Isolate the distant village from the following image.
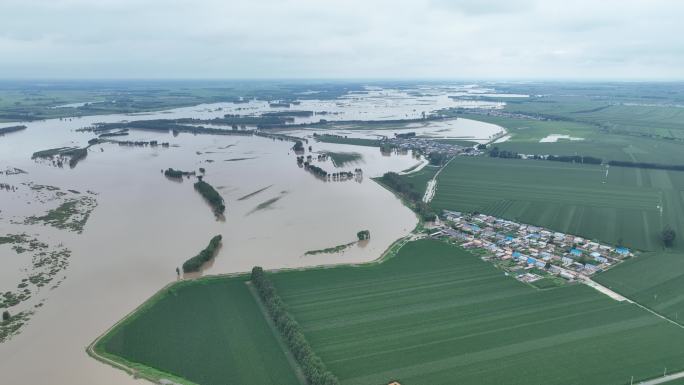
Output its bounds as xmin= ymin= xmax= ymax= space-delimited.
xmin=383 ymin=132 xmax=485 ymax=160
xmin=431 ymin=211 xmax=633 ymax=286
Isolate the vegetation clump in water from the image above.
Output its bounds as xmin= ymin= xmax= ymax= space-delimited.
xmin=0 ymin=125 xmax=26 ymax=136
xmin=324 ymin=151 xmax=362 ymax=167
xmin=163 ymin=168 xmax=195 ymax=179
xmin=24 ymin=195 xmax=98 ymax=233
xmin=182 ymin=235 xmax=222 ymax=273
xmin=194 ymin=179 xmax=225 ymax=217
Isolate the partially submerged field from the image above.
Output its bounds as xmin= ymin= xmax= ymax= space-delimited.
xmin=429 ymin=156 xmax=684 ymax=252
xmin=93 ymin=239 xmax=684 ymax=385
xmin=92 ymin=278 xmax=300 ymax=385
xmin=271 ymin=239 xmax=684 ymax=385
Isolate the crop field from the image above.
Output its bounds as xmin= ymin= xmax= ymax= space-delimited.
xmin=503 ymin=98 xmax=684 ymax=139
xmin=596 ymin=251 xmax=684 ymax=325
xmin=271 ymin=239 xmax=684 ymax=385
xmin=459 ymin=113 xmax=684 ymax=164
xmin=94 ymin=278 xmax=300 ymax=385
xmin=429 ymin=156 xmax=684 ymax=252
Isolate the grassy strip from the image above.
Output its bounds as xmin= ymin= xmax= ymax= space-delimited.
xmin=305 ymin=241 xmax=357 ymax=256
xmin=238 ymin=185 xmax=273 ymax=201
xmin=247 ymin=196 xmax=282 ymax=214
xmin=182 ymin=235 xmax=222 ymax=273
xmin=314 ymin=134 xmax=381 ymax=147
xmin=250 ymin=267 xmax=340 ymax=385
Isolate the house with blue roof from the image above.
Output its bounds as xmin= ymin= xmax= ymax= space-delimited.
xmin=570 ymin=248 xmax=582 ymax=257
xmin=615 ymin=247 xmax=630 ymax=256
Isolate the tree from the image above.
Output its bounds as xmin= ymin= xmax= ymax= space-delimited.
xmin=2 ymin=310 xmax=9 ymax=321
xmin=662 ymin=225 xmax=676 ymax=247
xmin=293 ymin=141 xmax=304 ymax=152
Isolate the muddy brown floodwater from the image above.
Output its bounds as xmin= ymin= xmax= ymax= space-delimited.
xmin=0 ymin=92 xmax=505 ymax=385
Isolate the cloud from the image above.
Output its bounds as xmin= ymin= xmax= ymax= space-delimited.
xmin=0 ymin=0 xmax=682 ymax=79
xmin=429 ymin=0 xmax=535 ymax=15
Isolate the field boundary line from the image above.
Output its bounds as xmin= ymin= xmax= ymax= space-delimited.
xmin=585 ymin=277 xmax=684 ymax=330
xmin=246 ymin=281 xmax=309 ymax=385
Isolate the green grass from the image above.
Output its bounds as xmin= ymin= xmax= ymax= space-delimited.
xmin=396 ymin=165 xmax=439 ymax=197
xmin=430 ymin=156 xmax=684 ymax=252
xmin=270 ymin=239 xmax=684 ymax=385
xmin=95 ymin=277 xmax=300 ymax=385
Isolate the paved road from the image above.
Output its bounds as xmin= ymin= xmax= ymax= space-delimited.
xmin=422 ymin=156 xmax=456 ymax=203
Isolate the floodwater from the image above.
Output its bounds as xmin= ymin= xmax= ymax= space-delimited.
xmin=0 ymin=87 xmax=507 ymax=385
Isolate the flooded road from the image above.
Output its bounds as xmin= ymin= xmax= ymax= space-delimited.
xmin=0 ymin=88 xmax=506 ymax=385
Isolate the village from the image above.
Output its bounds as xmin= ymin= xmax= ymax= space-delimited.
xmin=385 ymin=132 xmax=484 ymax=158
xmin=430 ymin=210 xmax=633 ymax=287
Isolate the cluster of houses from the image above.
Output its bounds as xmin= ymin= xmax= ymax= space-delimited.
xmin=432 ymin=211 xmax=633 ymax=285
xmin=385 ymin=135 xmax=483 ymax=158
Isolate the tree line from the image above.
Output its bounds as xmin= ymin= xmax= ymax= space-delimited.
xmin=182 ymin=235 xmax=222 ymax=273
xmin=163 ymin=168 xmax=195 ymax=179
xmin=378 ymin=172 xmax=436 ymax=221
xmin=251 ymin=267 xmax=340 ymax=385
xmin=0 ymin=125 xmax=26 ymax=136
xmin=194 ymin=179 xmax=226 ymax=216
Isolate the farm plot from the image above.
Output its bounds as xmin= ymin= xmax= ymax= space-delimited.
xmin=596 ymin=251 xmax=684 ymax=326
xmin=429 ymin=157 xmax=683 ymax=252
xmin=93 ymin=277 xmax=300 ymax=385
xmin=271 ymin=239 xmax=684 ymax=385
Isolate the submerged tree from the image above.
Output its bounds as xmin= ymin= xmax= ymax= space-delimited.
xmin=2 ymin=310 xmax=9 ymax=321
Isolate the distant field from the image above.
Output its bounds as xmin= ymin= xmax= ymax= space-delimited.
xmin=94 ymin=278 xmax=299 ymax=385
xmin=459 ymin=113 xmax=684 ymax=164
xmin=596 ymin=251 xmax=684 ymax=325
xmin=429 ymin=157 xmax=684 ymax=252
xmin=271 ymin=239 xmax=684 ymax=385
xmin=504 ymin=98 xmax=684 ymax=139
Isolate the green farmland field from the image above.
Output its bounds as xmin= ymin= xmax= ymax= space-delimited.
xmin=94 ymin=278 xmax=300 ymax=385
xmin=271 ymin=239 xmax=684 ymax=385
xmin=597 ymin=251 xmax=684 ymax=326
xmin=430 ymin=156 xmax=684 ymax=252
xmin=459 ymin=113 xmax=684 ymax=164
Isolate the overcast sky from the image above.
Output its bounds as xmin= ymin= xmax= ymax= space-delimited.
xmin=1 ymin=0 xmax=682 ymax=80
